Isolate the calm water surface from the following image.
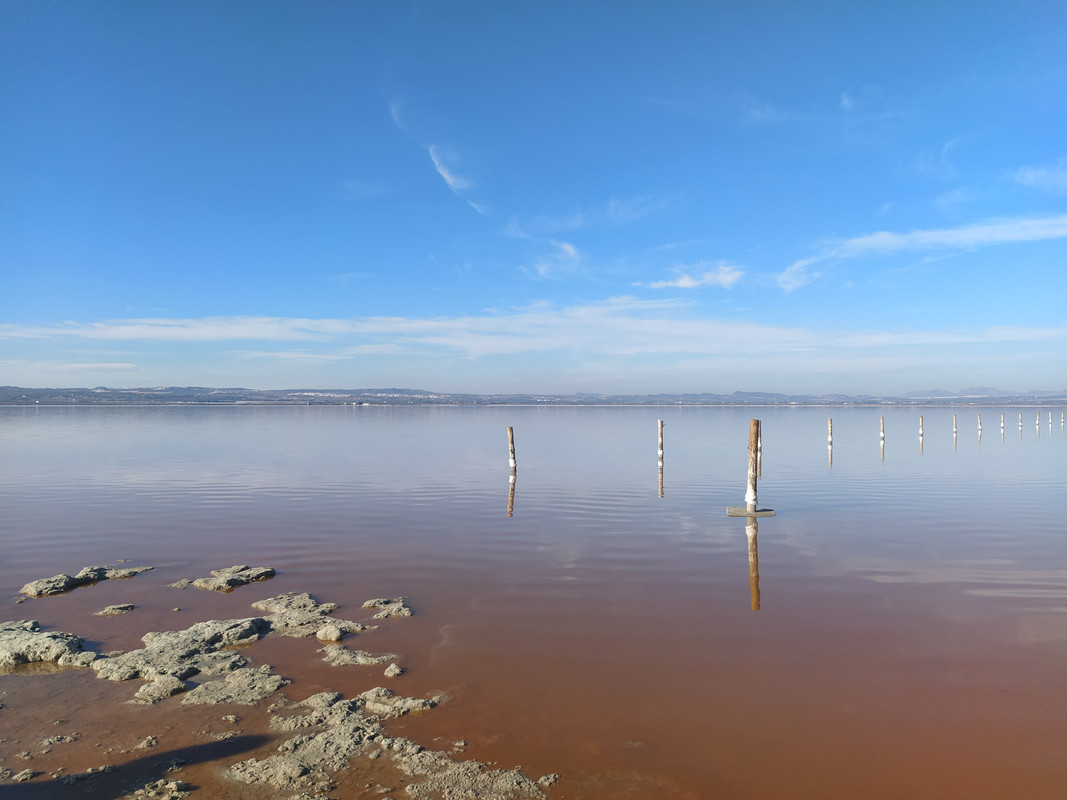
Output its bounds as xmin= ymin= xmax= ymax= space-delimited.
xmin=1 ymin=405 xmax=1065 ymax=799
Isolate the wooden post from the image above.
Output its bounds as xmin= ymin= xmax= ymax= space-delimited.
xmin=745 ymin=419 xmax=759 ymax=511
xmin=657 ymin=419 xmax=664 ymax=467
xmin=880 ymin=416 xmax=885 ymax=441
xmin=506 ymin=426 xmax=517 ymax=515
xmin=1001 ymin=412 xmax=1005 ymax=432
xmin=919 ymin=415 xmax=924 ymax=438
xmin=977 ymin=413 xmax=982 ymax=434
xmin=727 ymin=420 xmax=774 ymax=517
xmin=953 ymin=413 xmax=957 ymax=435
xmin=827 ymin=418 xmax=833 ymax=445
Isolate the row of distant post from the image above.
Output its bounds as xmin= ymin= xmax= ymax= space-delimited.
xmin=825 ymin=410 xmax=1064 ymax=464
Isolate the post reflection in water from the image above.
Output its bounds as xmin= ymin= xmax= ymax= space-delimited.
xmin=507 ymin=472 xmax=516 ymax=517
xmin=658 ymin=464 xmax=664 ymax=498
xmin=746 ymin=516 xmax=761 ymax=611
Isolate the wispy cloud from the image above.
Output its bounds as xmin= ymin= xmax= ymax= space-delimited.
xmin=428 ymin=145 xmax=471 ymax=194
xmin=645 ymin=261 xmax=743 ymax=289
xmin=777 ymin=214 xmax=1067 ymax=291
xmin=387 ymin=98 xmax=481 ymax=209
xmin=1013 ymin=157 xmax=1067 ymax=195
xmin=0 ymin=317 xmax=350 ymax=342
xmin=6 ymin=308 xmax=1064 ymax=363
xmin=516 ymin=194 xmax=675 ymax=234
xmin=506 ymin=218 xmax=584 ymax=278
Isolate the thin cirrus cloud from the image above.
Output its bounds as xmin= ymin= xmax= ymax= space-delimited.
xmin=645 ymin=262 xmax=743 ymax=289
xmin=388 ymin=98 xmax=480 ymax=207
xmin=427 ymin=144 xmax=472 ymax=194
xmin=4 ymin=302 xmax=1063 ymax=365
xmin=776 ymin=213 xmax=1067 ymax=291
xmin=1013 ymin=157 xmax=1067 ymax=194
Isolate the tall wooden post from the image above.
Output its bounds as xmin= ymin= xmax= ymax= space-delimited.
xmin=953 ymin=413 xmax=957 ymax=435
xmin=745 ymin=419 xmax=759 ymax=511
xmin=727 ymin=420 xmax=773 ymax=517
xmin=506 ymin=426 xmax=517 ymax=515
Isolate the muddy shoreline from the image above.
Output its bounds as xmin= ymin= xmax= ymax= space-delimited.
xmin=1 ymin=564 xmax=559 ymax=799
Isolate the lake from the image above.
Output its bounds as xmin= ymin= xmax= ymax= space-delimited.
xmin=1 ymin=404 xmax=1065 ymax=799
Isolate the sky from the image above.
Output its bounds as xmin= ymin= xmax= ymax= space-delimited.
xmin=2 ymin=1 xmax=1065 ymax=395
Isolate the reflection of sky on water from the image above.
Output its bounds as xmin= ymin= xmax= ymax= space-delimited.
xmin=2 ymin=404 xmax=1063 ymax=622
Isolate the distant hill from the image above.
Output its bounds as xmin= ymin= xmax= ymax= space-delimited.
xmin=2 ymin=385 xmax=1064 ymax=406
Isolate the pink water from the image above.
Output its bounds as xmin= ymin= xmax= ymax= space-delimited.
xmin=1 ymin=405 xmax=1065 ymax=798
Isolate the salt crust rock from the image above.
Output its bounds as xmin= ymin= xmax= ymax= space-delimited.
xmin=0 ymin=620 xmax=96 ymax=670
xmin=191 ymin=565 xmax=276 ymax=593
xmin=229 ymin=691 xmax=548 ymax=799
xmin=95 ymin=603 xmax=135 ymax=616
xmin=252 ymin=592 xmax=370 ymax=638
xmin=180 ymin=665 xmax=289 ymax=705
xmin=19 ymin=566 xmax=153 ymax=597
xmin=318 ymin=644 xmax=397 ymax=667
xmin=362 ymin=597 xmax=414 ymax=618
xmin=92 ymin=617 xmax=270 ymax=703
xmin=123 ymin=778 xmax=193 ymax=799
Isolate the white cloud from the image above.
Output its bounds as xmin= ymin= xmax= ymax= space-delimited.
xmin=647 ymin=262 xmax=743 ymax=289
xmin=777 ymin=214 xmax=1067 ymax=291
xmin=428 ymin=145 xmax=471 ymax=194
xmin=6 ymin=308 xmax=1063 ymax=366
xmin=776 ymin=258 xmax=820 ymax=292
xmin=1013 ymin=157 xmax=1067 ymax=195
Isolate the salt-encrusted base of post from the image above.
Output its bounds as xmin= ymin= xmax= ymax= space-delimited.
xmin=728 ymin=419 xmax=775 ymax=517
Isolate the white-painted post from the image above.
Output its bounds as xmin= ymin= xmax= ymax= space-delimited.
xmin=953 ymin=413 xmax=957 ymax=435
xmin=827 ymin=417 xmax=833 ymax=445
xmin=978 ymin=413 xmax=982 ymax=434
xmin=1001 ymin=412 xmax=1005 ymax=432
xmin=880 ymin=416 xmax=885 ymax=441
xmin=919 ymin=415 xmax=924 ymax=438
xmin=507 ymin=426 xmax=517 ymax=472
xmin=657 ymin=419 xmax=664 ymax=468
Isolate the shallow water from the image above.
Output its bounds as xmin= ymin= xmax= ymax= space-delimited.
xmin=1 ymin=405 xmax=1065 ymax=798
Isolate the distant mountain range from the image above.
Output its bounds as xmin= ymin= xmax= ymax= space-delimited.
xmin=2 ymin=385 xmax=1064 ymax=406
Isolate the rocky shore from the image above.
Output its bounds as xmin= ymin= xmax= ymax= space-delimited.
xmin=1 ymin=564 xmax=558 ymax=799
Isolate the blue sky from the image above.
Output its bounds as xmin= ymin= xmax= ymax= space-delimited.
xmin=2 ymin=1 xmax=1065 ymax=394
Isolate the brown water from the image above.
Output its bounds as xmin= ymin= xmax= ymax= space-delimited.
xmin=1 ymin=405 xmax=1065 ymax=798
